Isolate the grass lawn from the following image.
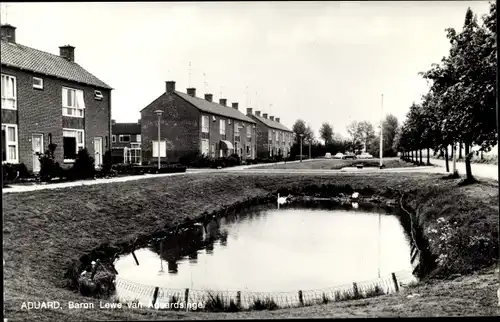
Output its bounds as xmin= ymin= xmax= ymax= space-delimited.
xmin=252 ymin=157 xmax=420 ymax=170
xmin=2 ymin=171 xmax=499 ymax=321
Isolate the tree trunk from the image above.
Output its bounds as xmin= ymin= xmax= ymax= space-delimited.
xmin=464 ymin=143 xmax=473 ymax=181
xmin=459 ymin=141 xmax=463 ymax=159
xmin=419 ymin=149 xmax=423 ymax=165
xmin=426 ymin=148 xmax=430 ymax=165
xmin=481 ymin=150 xmax=484 ymax=160
xmin=444 ymin=148 xmax=449 ymax=172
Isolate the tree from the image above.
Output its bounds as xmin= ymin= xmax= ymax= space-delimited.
xmin=369 ymin=114 xmax=399 ymax=157
xmin=292 ymin=119 xmax=314 ymax=144
xmin=346 ymin=120 xmax=374 ymax=154
xmin=319 ymin=123 xmax=334 ymax=145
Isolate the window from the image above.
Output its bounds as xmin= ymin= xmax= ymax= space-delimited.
xmin=112 ymin=135 xmax=116 ymax=143
xmin=1 ymin=124 xmax=18 ymax=163
xmin=246 ymin=145 xmax=250 ymax=155
xmin=268 ymin=129 xmax=272 ymax=140
xmin=220 ymin=119 xmax=226 ymax=135
xmin=63 ymin=129 xmax=84 ymax=162
xmin=246 ymin=125 xmax=251 ymax=137
xmin=62 ymin=87 xmax=85 ymax=117
xmin=1 ymin=74 xmax=16 ymax=110
xmin=136 ymin=134 xmax=141 ymax=142
xmin=200 ymin=139 xmax=209 ymax=156
xmin=201 ymin=115 xmax=209 ymax=133
xmin=33 ymin=77 xmax=43 ymax=90
xmin=119 ymin=135 xmax=131 ymax=143
xmin=126 ymin=143 xmax=141 ymax=164
xmin=211 ymin=143 xmax=215 ymax=158
xmin=94 ymin=90 xmax=103 ymax=100
xmin=276 ymin=131 xmax=279 ymax=141
xmin=152 ymin=140 xmax=166 ymax=157
xmin=234 ymin=123 xmax=239 ymax=135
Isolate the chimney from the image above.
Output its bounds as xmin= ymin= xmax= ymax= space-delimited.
xmin=166 ymin=81 xmax=176 ymax=93
xmin=187 ymin=88 xmax=196 ymax=97
xmin=263 ymin=113 xmax=268 ymax=119
xmin=111 ymin=119 xmax=116 ymax=125
xmin=1 ymin=24 xmax=16 ymax=43
xmin=232 ymin=102 xmax=239 ymax=110
xmin=275 ymin=117 xmax=280 ymax=123
xmin=270 ymin=116 xmax=275 ymax=121
xmin=219 ymin=98 xmax=227 ymax=106
xmin=246 ymin=108 xmax=253 ymax=116
xmin=59 ymin=45 xmax=75 ymax=62
xmin=204 ymin=94 xmax=213 ymax=102
xmin=255 ymin=111 xmax=261 ymax=117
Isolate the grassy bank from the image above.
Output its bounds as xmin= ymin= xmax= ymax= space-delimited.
xmin=433 ymin=154 xmax=498 ymax=165
xmin=252 ymin=158 xmax=418 ymax=170
xmin=3 ymin=171 xmax=498 ymax=321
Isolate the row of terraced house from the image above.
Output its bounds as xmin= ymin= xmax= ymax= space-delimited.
xmin=1 ymin=24 xmax=293 ymax=172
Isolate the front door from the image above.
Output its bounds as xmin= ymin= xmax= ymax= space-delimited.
xmin=32 ymin=134 xmax=44 ymax=173
xmin=94 ymin=137 xmax=103 ymax=167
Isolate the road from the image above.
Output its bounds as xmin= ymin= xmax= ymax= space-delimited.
xmin=429 ymin=158 xmax=498 ymax=180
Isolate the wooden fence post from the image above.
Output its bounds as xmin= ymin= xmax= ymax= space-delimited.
xmin=152 ymin=286 xmax=159 ymax=307
xmin=298 ymin=290 xmax=304 ymax=306
xmin=132 ymin=251 xmax=139 ymax=266
xmin=185 ymin=288 xmax=190 ymax=311
xmin=236 ymin=291 xmax=241 ymax=308
xmin=391 ymin=272 xmax=400 ymax=292
xmin=352 ymin=282 xmax=359 ymax=298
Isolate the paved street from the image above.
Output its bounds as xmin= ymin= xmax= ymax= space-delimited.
xmin=429 ymin=158 xmax=498 ymax=180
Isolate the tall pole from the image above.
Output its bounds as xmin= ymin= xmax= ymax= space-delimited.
xmin=378 ymin=212 xmax=381 ymax=278
xmin=300 ymin=134 xmax=303 ymax=162
xmin=158 ymin=114 xmax=161 ymax=170
xmin=452 ymin=143 xmax=457 ymax=175
xmin=379 ymin=94 xmax=384 ymax=169
xmin=309 ymin=140 xmax=311 ymax=159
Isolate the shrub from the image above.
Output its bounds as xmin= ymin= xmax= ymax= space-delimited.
xmin=102 ymin=150 xmax=113 ymax=174
xmin=250 ymin=297 xmax=278 ymax=311
xmin=37 ymin=143 xmax=65 ymax=182
xmin=2 ymin=163 xmax=30 ymax=182
xmin=71 ymin=148 xmax=95 ymax=180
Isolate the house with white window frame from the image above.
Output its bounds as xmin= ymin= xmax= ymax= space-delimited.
xmin=111 ymin=120 xmax=142 ymax=165
xmin=1 ymin=24 xmax=112 ymax=172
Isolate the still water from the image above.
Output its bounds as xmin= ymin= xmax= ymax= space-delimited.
xmin=114 ymin=205 xmax=414 ymax=293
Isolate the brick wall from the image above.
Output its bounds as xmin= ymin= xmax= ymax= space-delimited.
xmin=1 ymin=66 xmax=111 ymax=171
xmin=141 ymin=93 xmax=200 ymax=163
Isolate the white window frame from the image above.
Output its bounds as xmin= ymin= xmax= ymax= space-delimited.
xmin=63 ymin=128 xmax=85 ymax=163
xmin=119 ymin=134 xmax=131 ymax=143
xmin=268 ymin=129 xmax=272 ymax=140
xmin=1 ymin=74 xmax=17 ymax=110
xmin=33 ymin=77 xmax=44 ymax=90
xmin=136 ymin=134 xmax=142 ymax=143
xmin=127 ymin=143 xmax=142 ymax=164
xmin=200 ymin=139 xmax=209 ymax=156
xmin=234 ymin=123 xmax=240 ymax=135
xmin=276 ymin=131 xmax=279 ymax=141
xmin=62 ymin=87 xmax=85 ymax=118
xmin=220 ymin=119 xmax=226 ymax=135
xmin=201 ymin=115 xmax=209 ymax=133
xmin=152 ymin=140 xmax=166 ymax=158
xmin=94 ymin=90 xmax=103 ymax=100
xmin=246 ymin=125 xmax=251 ymax=137
xmin=2 ymin=123 xmax=19 ymax=163
xmin=112 ymin=135 xmax=116 ymax=143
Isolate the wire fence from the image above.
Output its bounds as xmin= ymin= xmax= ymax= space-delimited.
xmin=112 ymin=270 xmax=416 ymax=310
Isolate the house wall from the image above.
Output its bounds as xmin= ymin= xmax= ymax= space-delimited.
xmin=1 ymin=66 xmax=111 ymax=171
xmin=141 ymin=93 xmax=200 ymax=163
xmin=112 ymin=133 xmax=141 ymax=148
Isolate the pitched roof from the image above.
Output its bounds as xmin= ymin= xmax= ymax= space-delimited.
xmin=251 ymin=114 xmax=292 ymax=132
xmin=175 ymin=91 xmax=256 ymax=124
xmin=1 ymin=40 xmax=112 ymax=90
xmin=112 ymin=123 xmax=141 ymax=135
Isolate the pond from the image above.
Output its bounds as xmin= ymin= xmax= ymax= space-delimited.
xmin=113 ymin=203 xmax=416 ymax=301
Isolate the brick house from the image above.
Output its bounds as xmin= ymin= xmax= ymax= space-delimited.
xmin=247 ymin=109 xmax=293 ymax=159
xmin=111 ymin=120 xmax=141 ymax=164
xmin=140 ymin=81 xmax=257 ymax=163
xmin=1 ymin=24 xmax=112 ymax=172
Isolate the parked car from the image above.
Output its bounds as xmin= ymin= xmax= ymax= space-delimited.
xmin=342 ymin=153 xmax=357 ymax=160
xmin=358 ymin=152 xmax=374 ymax=159
xmin=333 ymin=153 xmax=344 ymax=159
xmin=325 ymin=152 xmax=332 ymax=159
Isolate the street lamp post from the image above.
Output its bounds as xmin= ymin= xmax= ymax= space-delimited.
xmin=299 ymin=134 xmax=304 ymax=162
xmin=379 ymin=94 xmax=384 ymax=169
xmin=309 ymin=139 xmax=312 ymax=160
xmin=154 ymin=110 xmax=164 ymax=171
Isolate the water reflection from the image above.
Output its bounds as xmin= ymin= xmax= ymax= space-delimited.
xmin=114 ymin=203 xmax=415 ymax=292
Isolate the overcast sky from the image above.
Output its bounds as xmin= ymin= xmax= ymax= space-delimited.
xmin=2 ymin=1 xmax=492 ymax=137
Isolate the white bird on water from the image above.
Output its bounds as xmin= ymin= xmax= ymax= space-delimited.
xmin=351 ymin=192 xmax=359 ymax=199
xmin=277 ymin=194 xmax=293 ymax=205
